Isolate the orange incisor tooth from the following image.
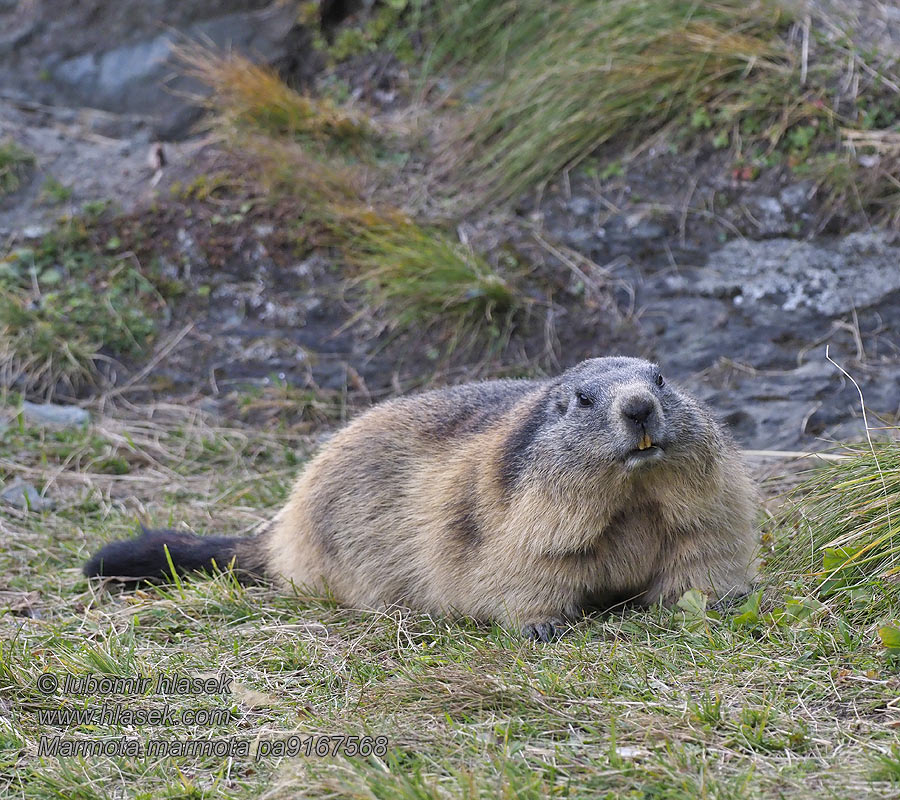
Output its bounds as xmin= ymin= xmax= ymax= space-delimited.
xmin=638 ymin=434 xmax=652 ymax=450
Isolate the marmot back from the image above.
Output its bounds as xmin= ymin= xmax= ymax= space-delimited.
xmin=85 ymin=357 xmax=759 ymax=641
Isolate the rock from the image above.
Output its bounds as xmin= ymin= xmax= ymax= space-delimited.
xmin=629 ymin=220 xmax=666 ymax=240
xmin=779 ymin=182 xmax=813 ymax=217
xmin=21 ymin=224 xmax=48 ymax=240
xmin=1 ymin=482 xmax=54 ymax=511
xmin=176 ymin=228 xmax=207 ymax=270
xmin=597 ymin=212 xmax=669 ymax=242
xmin=22 ymin=402 xmax=90 ymax=428
xmin=567 ymin=196 xmax=593 ymax=217
xmin=701 ymin=232 xmax=900 ymax=315
xmin=565 ymin=227 xmax=593 ymax=248
xmin=744 ymin=195 xmax=789 ymax=236
xmin=624 ymin=212 xmax=668 ymax=240
xmin=0 ymin=0 xmax=306 ymax=140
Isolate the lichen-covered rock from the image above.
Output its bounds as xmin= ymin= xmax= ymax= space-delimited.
xmin=701 ymin=232 xmax=900 ymax=315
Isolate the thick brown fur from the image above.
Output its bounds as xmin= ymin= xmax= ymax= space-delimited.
xmin=85 ymin=357 xmax=759 ymax=640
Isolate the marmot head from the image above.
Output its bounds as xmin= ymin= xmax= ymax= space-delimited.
xmin=527 ymin=357 xmax=726 ymax=481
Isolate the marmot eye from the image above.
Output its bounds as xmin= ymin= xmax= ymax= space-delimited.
xmin=655 ymin=374 xmax=665 ymax=388
xmin=575 ymin=391 xmax=594 ymax=408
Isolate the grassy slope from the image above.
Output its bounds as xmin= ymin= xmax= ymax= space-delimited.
xmin=427 ymin=0 xmax=900 ymax=219
xmin=2 ymin=407 xmax=900 ymax=799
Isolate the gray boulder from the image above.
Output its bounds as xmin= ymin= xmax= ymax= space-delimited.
xmin=1 ymin=482 xmax=54 ymax=511
xmin=22 ymin=401 xmax=90 ymax=428
xmin=0 ymin=0 xmax=308 ymax=139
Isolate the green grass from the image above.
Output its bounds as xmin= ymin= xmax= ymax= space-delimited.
xmin=235 ymin=381 xmax=347 ymax=432
xmin=0 ymin=139 xmax=35 ymax=196
xmin=770 ymin=440 xmax=900 ymax=605
xmin=430 ymin=0 xmax=805 ymax=203
xmin=40 ymin=176 xmax=73 ymax=206
xmin=335 ymin=208 xmax=525 ymax=350
xmin=0 ymin=219 xmax=162 ymax=398
xmin=423 ymin=0 xmax=900 ymax=221
xmin=3 ymin=404 xmax=900 ymax=799
xmin=312 ymin=0 xmax=422 ymax=64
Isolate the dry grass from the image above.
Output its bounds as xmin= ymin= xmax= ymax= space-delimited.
xmin=176 ymin=45 xmax=372 ymax=151
xmin=238 ymin=131 xmax=363 ymax=214
xmin=806 ymin=130 xmax=900 ymax=227
xmin=434 ymin=0 xmax=806 ymax=204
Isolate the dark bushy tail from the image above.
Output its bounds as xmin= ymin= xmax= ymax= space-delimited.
xmin=83 ymin=527 xmax=267 ymax=583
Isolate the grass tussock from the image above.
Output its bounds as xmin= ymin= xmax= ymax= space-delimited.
xmin=428 ymin=0 xmax=900 ymax=223
xmin=335 ymin=207 xmax=523 ymax=337
xmin=240 ymin=131 xmax=363 ymax=214
xmin=176 ymin=46 xmax=372 ymax=152
xmin=809 ymin=134 xmax=900 ymax=228
xmin=770 ymin=437 xmax=900 ymax=599
xmin=435 ymin=0 xmax=805 ymax=203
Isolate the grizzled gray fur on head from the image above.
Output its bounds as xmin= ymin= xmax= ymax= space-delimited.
xmin=501 ymin=356 xmax=725 ymax=491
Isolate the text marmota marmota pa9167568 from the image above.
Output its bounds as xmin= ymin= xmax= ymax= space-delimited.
xmin=84 ymin=356 xmax=759 ymax=641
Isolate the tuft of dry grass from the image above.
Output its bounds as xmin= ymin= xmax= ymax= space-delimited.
xmin=434 ymin=0 xmax=806 ymax=204
xmin=238 ymin=131 xmax=363 ymax=216
xmin=333 ymin=207 xmax=524 ymax=340
xmin=176 ymin=43 xmax=530 ymax=350
xmin=769 ymin=436 xmax=900 ymax=599
xmin=176 ymin=45 xmax=372 ymax=151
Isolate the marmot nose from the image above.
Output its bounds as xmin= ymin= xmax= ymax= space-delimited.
xmin=621 ymin=396 xmax=655 ymax=426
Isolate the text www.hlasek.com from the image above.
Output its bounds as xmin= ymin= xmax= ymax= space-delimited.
xmin=38 ymin=703 xmax=231 ymax=727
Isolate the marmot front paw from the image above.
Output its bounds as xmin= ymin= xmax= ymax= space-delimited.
xmin=522 ymin=618 xmax=566 ymax=642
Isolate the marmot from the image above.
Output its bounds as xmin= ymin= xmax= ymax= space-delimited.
xmin=84 ymin=357 xmax=759 ymax=641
